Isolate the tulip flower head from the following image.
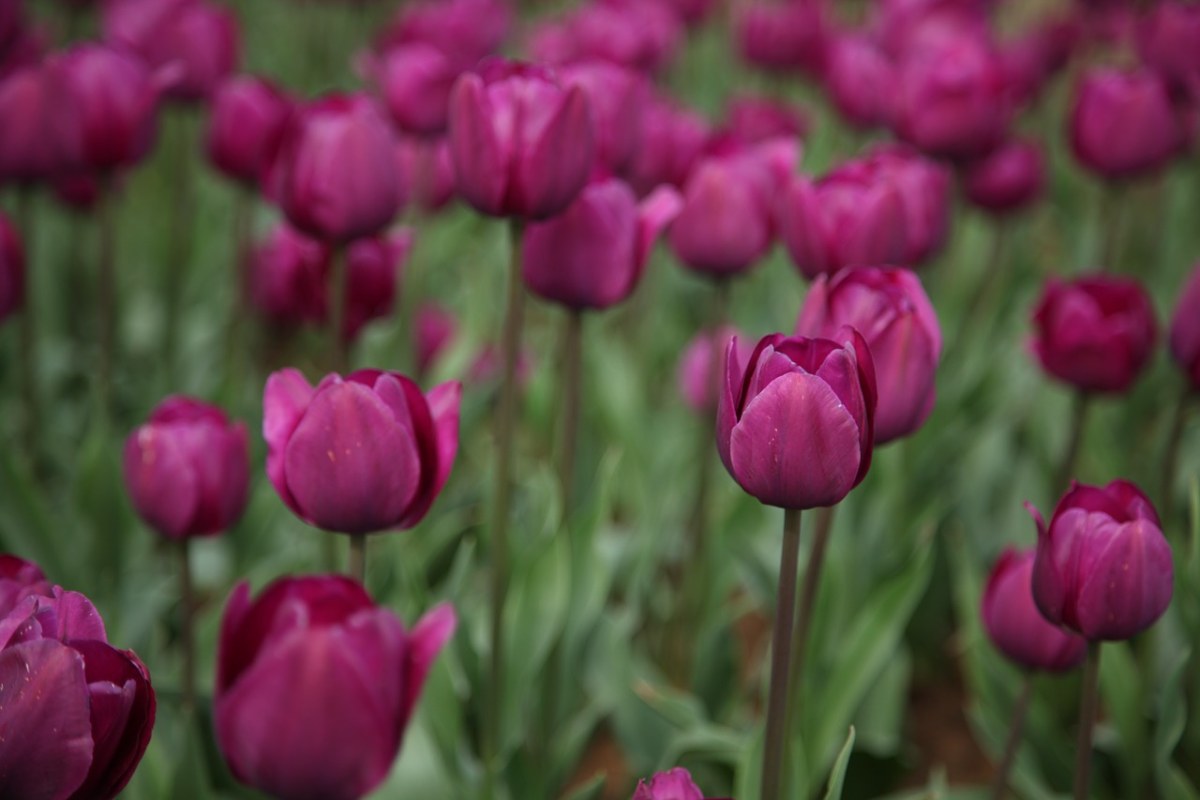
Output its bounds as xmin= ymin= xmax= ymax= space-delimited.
xmin=1169 ymin=263 xmax=1200 ymax=391
xmin=626 ymin=93 xmax=709 ymax=196
xmin=0 ymin=554 xmax=50 ymax=615
xmin=558 ymin=60 xmax=649 ymax=174
xmin=721 ymin=94 xmax=811 ymax=147
xmin=376 ymin=0 xmax=510 ymax=69
xmin=962 ymin=137 xmax=1045 ymax=215
xmin=735 ymin=0 xmax=830 ymax=77
xmin=854 ymin=146 xmax=951 ymax=266
xmin=205 ymin=74 xmax=292 ymax=186
xmin=0 ymin=58 xmax=80 ymax=184
xmin=0 ymin=210 xmax=24 ymax=323
xmin=632 ymin=767 xmax=705 ymax=800
xmin=362 ymin=42 xmax=459 ymax=137
xmin=1030 ymin=480 xmax=1173 ymax=641
xmin=982 ymin=547 xmax=1087 ymax=672
xmin=1137 ymin=2 xmax=1200 ymax=102
xmin=825 ymin=34 xmax=895 ymax=130
xmin=395 ymin=135 xmax=456 ymax=213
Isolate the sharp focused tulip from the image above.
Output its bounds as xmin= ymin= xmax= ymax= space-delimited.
xmin=627 ymin=93 xmax=709 ymax=196
xmin=205 ymin=74 xmax=292 ymax=186
xmin=962 ymin=137 xmax=1045 ymax=214
xmin=797 ymin=266 xmax=941 ymax=444
xmin=558 ymin=60 xmax=648 ymax=174
xmin=0 ymin=554 xmax=49 ymax=616
xmin=632 ymin=767 xmax=705 ymax=800
xmin=122 ymin=396 xmax=249 ymax=540
xmin=522 ymin=177 xmax=680 ymax=311
xmin=0 ymin=210 xmax=24 ymax=323
xmin=1031 ymin=274 xmax=1157 ymax=394
xmin=263 ymin=368 xmax=460 ymax=534
xmin=214 ymin=575 xmax=456 ymax=800
xmin=982 ymin=548 xmax=1087 ymax=672
xmin=1169 ymin=263 xmax=1200 ymax=390
xmin=677 ymin=325 xmax=754 ymax=413
xmin=396 ymin=135 xmax=456 ymax=213
xmin=735 ymin=0 xmax=829 ymax=77
xmin=717 ymin=329 xmax=876 ymax=509
xmin=1030 ymin=480 xmax=1173 ymax=641
xmin=270 ymin=93 xmax=403 ymax=243
xmin=1069 ymin=67 xmax=1187 ymax=181
xmin=0 ymin=587 xmax=155 ymax=800
xmin=721 ymin=94 xmax=811 ymax=147
xmin=448 ymin=59 xmax=594 ymax=220
xmin=825 ymin=34 xmax=894 ymax=130
xmin=854 ymin=145 xmax=951 ymax=266
xmin=362 ymin=42 xmax=459 ymax=137
xmin=0 ymin=59 xmax=79 ymax=183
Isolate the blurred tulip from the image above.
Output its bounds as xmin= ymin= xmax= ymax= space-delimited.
xmin=1137 ymin=2 xmax=1200 ymax=102
xmin=559 ymin=60 xmax=648 ymax=174
xmin=962 ymin=137 xmax=1045 ymax=215
xmin=529 ymin=0 xmax=682 ymax=74
xmin=376 ymin=0 xmax=509 ymax=69
xmin=722 ymin=94 xmax=811 ymax=146
xmin=1169 ymin=263 xmax=1200 ymax=390
xmin=0 ymin=59 xmax=79 ymax=183
xmin=395 ymin=136 xmax=456 ymax=213
xmin=1031 ymin=274 xmax=1157 ymax=394
xmin=205 ymin=74 xmax=292 ymax=186
xmin=214 ymin=575 xmax=456 ymax=800
xmin=0 ymin=22 xmax=45 ymax=80
xmin=797 ymin=266 xmax=941 ymax=444
xmin=855 ymin=145 xmax=951 ymax=266
xmin=1030 ymin=480 xmax=1173 ymax=641
xmin=0 ymin=587 xmax=155 ymax=800
xmin=632 ymin=767 xmax=704 ymax=800
xmin=871 ymin=0 xmax=991 ymax=58
xmin=735 ymin=0 xmax=829 ymax=77
xmin=982 ymin=548 xmax=1087 ymax=672
xmin=447 ymin=59 xmax=594 ymax=220
xmin=362 ymin=42 xmax=458 ymax=137
xmin=0 ymin=554 xmax=49 ymax=616
xmin=468 ymin=342 xmax=535 ymax=388
xmin=414 ymin=302 xmax=458 ymax=378
xmin=999 ymin=17 xmax=1080 ymax=108
xmin=626 ymin=93 xmax=709 ymax=196
xmin=657 ymin=0 xmax=716 ymax=27
xmin=52 ymin=173 xmax=103 ymax=212
xmin=263 ymin=368 xmax=460 ymax=534
xmin=522 ymin=178 xmax=680 ymax=310
xmin=825 ymin=34 xmax=894 ymax=130
xmin=677 ymin=325 xmax=754 ymax=412
xmin=717 ymin=329 xmax=876 ymax=509
xmin=0 ymin=210 xmax=24 ymax=323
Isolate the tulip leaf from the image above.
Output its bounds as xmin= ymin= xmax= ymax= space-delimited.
xmin=1099 ymin=640 xmax=1150 ymax=796
xmin=561 ymin=773 xmax=605 ymax=800
xmin=1155 ymin=646 xmax=1195 ymax=800
xmin=822 ymin=726 xmax=856 ymax=800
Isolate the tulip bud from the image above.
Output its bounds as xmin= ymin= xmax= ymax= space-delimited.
xmin=522 ymin=178 xmax=680 ymax=311
xmin=123 ymin=396 xmax=249 ymax=539
xmin=982 ymin=548 xmax=1087 ymax=672
xmin=205 ymin=74 xmax=292 ymax=186
xmin=825 ymin=34 xmax=894 ymax=130
xmin=0 ymin=211 xmax=24 ymax=323
xmin=797 ymin=266 xmax=941 ymax=444
xmin=0 ymin=59 xmax=80 ymax=183
xmin=448 ymin=59 xmax=594 ymax=220
xmin=676 ymin=326 xmax=754 ymax=413
xmin=717 ymin=329 xmax=876 ymax=509
xmin=396 ymin=136 xmax=456 ymax=213
xmin=962 ymin=138 xmax=1045 ymax=215
xmin=263 ymin=368 xmax=460 ymax=534
xmin=1169 ymin=263 xmax=1200 ymax=391
xmin=414 ymin=303 xmax=458 ymax=378
xmin=721 ymin=94 xmax=811 ymax=147
xmin=1031 ymin=274 xmax=1157 ymax=394
xmin=1030 ymin=480 xmax=1173 ymax=641
xmin=632 ymin=767 xmax=705 ymax=800
xmin=856 ymin=145 xmax=951 ymax=266
xmin=363 ymin=42 xmax=458 ymax=137
xmin=0 ymin=587 xmax=156 ymax=800
xmin=558 ymin=60 xmax=649 ymax=174
xmin=0 ymin=554 xmax=49 ymax=616
xmin=214 ymin=575 xmax=456 ymax=800
xmin=735 ymin=0 xmax=829 ymax=77
xmin=626 ymin=93 xmax=709 ymax=196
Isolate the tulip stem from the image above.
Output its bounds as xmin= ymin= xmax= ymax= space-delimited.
xmin=329 ymin=245 xmax=349 ymax=372
xmin=762 ymin=508 xmax=803 ymax=800
xmin=1073 ymin=642 xmax=1102 ymax=800
xmin=163 ymin=109 xmax=195 ymax=392
xmin=784 ymin=504 xmax=835 ymax=741
xmin=989 ymin=673 xmax=1035 ymax=800
xmin=97 ymin=180 xmax=118 ymax=423
xmin=484 ymin=219 xmax=526 ymax=799
xmin=1160 ymin=385 xmax=1191 ymax=507
xmin=348 ymin=534 xmax=366 ymax=584
xmin=557 ymin=310 xmax=583 ymax=513
xmin=177 ymin=539 xmax=195 ymax=714
xmin=1099 ymin=187 xmax=1125 ymax=271
xmin=1056 ymin=393 xmax=1091 ymax=494
xmin=15 ymin=187 xmax=39 ymax=464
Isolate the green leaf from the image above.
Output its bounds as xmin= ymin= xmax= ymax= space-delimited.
xmin=822 ymin=726 xmax=856 ymax=800
xmin=561 ymin=773 xmax=606 ymax=800
xmin=1099 ymin=641 xmax=1150 ymax=795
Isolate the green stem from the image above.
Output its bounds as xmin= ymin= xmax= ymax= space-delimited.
xmin=1056 ymin=394 xmax=1091 ymax=495
xmin=163 ymin=110 xmax=195 ymax=391
xmin=557 ymin=310 xmax=583 ymax=513
xmin=1099 ymin=186 xmax=1125 ymax=271
xmin=348 ymin=534 xmax=366 ymax=584
xmin=761 ymin=508 xmax=803 ymax=800
xmin=224 ymin=189 xmax=254 ymax=397
xmin=784 ymin=504 xmax=835 ymax=741
xmin=329 ymin=245 xmax=349 ymax=373
xmin=15 ymin=188 xmax=39 ymax=462
xmin=1161 ymin=386 xmax=1191 ymax=507
xmin=989 ymin=673 xmax=1035 ymax=800
xmin=1074 ymin=643 xmax=1103 ymax=800
xmin=97 ymin=181 xmax=117 ymax=422
xmin=178 ymin=539 xmax=195 ymax=714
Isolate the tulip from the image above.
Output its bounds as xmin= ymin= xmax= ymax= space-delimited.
xmin=522 ymin=178 xmax=680 ymax=311
xmin=825 ymin=34 xmax=894 ymax=130
xmin=1137 ymin=2 xmax=1200 ymax=102
xmin=717 ymin=329 xmax=876 ymax=510
xmin=677 ymin=326 xmax=754 ymax=413
xmin=263 ymin=368 xmax=460 ymax=534
xmin=721 ymin=94 xmax=811 ymax=147
xmin=362 ymin=42 xmax=458 ymax=137
xmin=395 ymin=136 xmax=456 ymax=213
xmin=270 ymin=93 xmax=403 ymax=243
xmin=558 ymin=60 xmax=648 ymax=174
xmin=1030 ymin=480 xmax=1173 ymax=640
xmin=0 ymin=59 xmax=79 ymax=184
xmin=982 ymin=548 xmax=1087 ymax=671
xmin=797 ymin=266 xmax=941 ymax=444
xmin=962 ymin=138 xmax=1045 ymax=215
xmin=0 ymin=210 xmax=24 ymax=324
xmin=447 ymin=59 xmax=594 ymax=220
xmin=658 ymin=0 xmax=716 ymax=27
xmin=871 ymin=0 xmax=991 ymax=58
xmin=0 ymin=22 xmax=45 ymax=81
xmin=0 ymin=554 xmax=49 ymax=616
xmin=205 ymin=74 xmax=292 ymax=186
xmin=214 ymin=575 xmax=456 ymax=800
xmin=855 ymin=145 xmax=951 ymax=266
xmin=122 ymin=396 xmax=249 ymax=540
xmin=632 ymin=767 xmax=705 ymax=800
xmin=735 ymin=0 xmax=829 ymax=77
xmin=528 ymin=1 xmax=682 ymax=74
xmin=0 ymin=588 xmax=156 ymax=800
xmin=1030 ymin=274 xmax=1157 ymax=394
xmin=53 ymin=173 xmax=103 ymax=212
xmin=1069 ymin=67 xmax=1187 ymax=181
xmin=626 ymin=93 xmax=709 ymax=196
xmin=999 ymin=17 xmax=1080 ymax=109
xmin=414 ymin=302 xmax=458 ymax=378
xmin=376 ymin=0 xmax=509 ymax=69
xmin=1169 ymin=263 xmax=1200 ymax=391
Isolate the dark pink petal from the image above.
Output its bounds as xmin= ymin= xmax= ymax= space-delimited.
xmin=448 ymin=74 xmax=507 ymax=215
xmin=398 ymin=604 xmax=456 ymax=734
xmin=263 ymin=369 xmax=316 ymax=517
xmin=514 ymin=85 xmax=594 ymax=220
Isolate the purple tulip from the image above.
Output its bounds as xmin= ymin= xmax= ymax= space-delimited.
xmin=1030 ymin=480 xmax=1173 ymax=641
xmin=1137 ymin=2 xmax=1200 ymax=102
xmin=522 ymin=177 xmax=680 ymax=311
xmin=1069 ymin=67 xmax=1188 ymax=181
xmin=717 ymin=329 xmax=876 ymax=509
xmin=871 ymin=0 xmax=991 ymax=57
xmin=626 ymin=93 xmax=709 ymax=196
xmin=0 ymin=554 xmax=50 ymax=616
xmin=448 ymin=59 xmax=594 ymax=220
xmin=999 ymin=16 xmax=1080 ymax=108
xmin=632 ymin=767 xmax=705 ymax=800
xmin=0 ymin=587 xmax=156 ymax=800
xmin=0 ymin=21 xmax=45 ymax=81
xmin=854 ymin=145 xmax=951 ymax=266
xmin=797 ymin=266 xmax=941 ymax=444
xmin=0 ymin=210 xmax=24 ymax=323
xmin=1169 ymin=263 xmax=1200 ymax=391
xmin=395 ymin=136 xmax=456 ymax=213
xmin=205 ymin=74 xmax=292 ymax=186
xmin=1031 ymin=274 xmax=1157 ymax=394
xmin=825 ymin=34 xmax=894 ymax=130
xmin=214 ymin=575 xmax=456 ymax=800
xmin=982 ymin=548 xmax=1087 ymax=672
xmin=677 ymin=326 xmax=754 ymax=413
xmin=721 ymin=94 xmax=811 ymax=147
xmin=414 ymin=302 xmax=458 ymax=378
xmin=263 ymin=368 xmax=460 ymax=534
xmin=735 ymin=0 xmax=830 ymax=77
xmin=528 ymin=0 xmax=682 ymax=74
xmin=0 ymin=59 xmax=79 ymax=183
xmin=962 ymin=137 xmax=1045 ymax=215
xmin=559 ymin=60 xmax=649 ymax=174
xmin=376 ymin=0 xmax=509 ymax=70
xmin=362 ymin=42 xmax=459 ymax=137
xmin=123 ymin=396 xmax=249 ymax=540
xmin=270 ymin=93 xmax=403 ymax=243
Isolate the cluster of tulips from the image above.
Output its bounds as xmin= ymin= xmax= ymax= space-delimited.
xmin=0 ymin=0 xmax=1198 ymax=797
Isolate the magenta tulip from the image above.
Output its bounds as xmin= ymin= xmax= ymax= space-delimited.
xmin=657 ymin=0 xmax=716 ymax=27
xmin=825 ymin=34 xmax=894 ymax=130
xmin=376 ymin=0 xmax=509 ymax=69
xmin=559 ymin=60 xmax=648 ymax=174
xmin=632 ymin=767 xmax=705 ymax=800
xmin=855 ymin=145 xmax=951 ymax=266
xmin=263 ymin=368 xmax=460 ymax=534
xmin=735 ymin=0 xmax=829 ymax=77
xmin=721 ymin=94 xmax=811 ymax=147
xmin=982 ymin=548 xmax=1087 ymax=672
xmin=0 ymin=210 xmax=24 ymax=323
xmin=1169 ymin=263 xmax=1200 ymax=390
xmin=1137 ymin=2 xmax=1200 ymax=102
xmin=1031 ymin=274 xmax=1157 ymax=394
xmin=205 ymin=74 xmax=292 ymax=186
xmin=871 ymin=0 xmax=991 ymax=58
xmin=626 ymin=93 xmax=709 ymax=196
xmin=214 ymin=575 xmax=456 ymax=800
xmin=999 ymin=17 xmax=1080 ymax=108
xmin=797 ymin=266 xmax=941 ymax=444
xmin=363 ymin=42 xmax=458 ymax=137
xmin=528 ymin=1 xmax=682 ymax=74
xmin=448 ymin=59 xmax=594 ymax=220
xmin=0 ymin=59 xmax=79 ymax=183
xmin=962 ymin=137 xmax=1045 ymax=215
xmin=677 ymin=326 xmax=754 ymax=413
xmin=1030 ymin=480 xmax=1173 ymax=641
xmin=717 ymin=329 xmax=876 ymax=509
xmin=395 ymin=136 xmax=456 ymax=213
xmin=0 ymin=554 xmax=49 ymax=616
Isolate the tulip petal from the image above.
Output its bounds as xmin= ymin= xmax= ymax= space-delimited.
xmin=448 ymin=74 xmax=507 ymax=215
xmin=123 ymin=423 xmax=200 ymax=540
xmin=49 ymin=589 xmax=108 ymax=644
xmin=516 ymin=84 xmax=594 ymax=219
xmin=263 ymin=369 xmax=316 ymax=518
xmin=398 ymin=603 xmax=457 ymax=734
xmin=634 ymin=185 xmax=683 ymax=270
xmin=715 ymin=337 xmax=745 ymax=476
xmin=397 ymin=382 xmax=461 ymax=529
xmin=1074 ymin=519 xmax=1174 ymax=640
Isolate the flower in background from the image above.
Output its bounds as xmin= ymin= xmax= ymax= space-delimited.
xmin=677 ymin=326 xmax=754 ymax=413
xmin=626 ymin=92 xmax=709 ymax=197
xmin=1169 ymin=263 xmax=1200 ymax=391
xmin=205 ymin=74 xmax=292 ymax=186
xmin=962 ymin=137 xmax=1045 ymax=215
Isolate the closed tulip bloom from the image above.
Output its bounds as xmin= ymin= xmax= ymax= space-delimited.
xmin=0 ymin=554 xmax=50 ymax=616
xmin=735 ymin=0 xmax=829 ymax=77
xmin=717 ymin=329 xmax=876 ymax=509
xmin=414 ymin=303 xmax=458 ymax=378
xmin=363 ymin=42 xmax=458 ymax=137
xmin=1030 ymin=480 xmax=1173 ymax=641
xmin=559 ymin=60 xmax=648 ymax=174
xmin=214 ymin=576 xmax=456 ymax=800
xmin=395 ymin=136 xmax=456 ymax=213
xmin=123 ymin=396 xmax=249 ymax=540
xmin=632 ymin=767 xmax=704 ymax=800
xmin=0 ymin=59 xmax=79 ymax=183
xmin=1000 ymin=17 xmax=1080 ymax=108
xmin=0 ymin=210 xmax=24 ymax=323
xmin=797 ymin=266 xmax=940 ymax=444
xmin=677 ymin=326 xmax=754 ymax=413
xmin=376 ymin=0 xmax=509 ymax=69
xmin=263 ymin=368 xmax=460 ymax=534
xmin=1169 ymin=264 xmax=1200 ymax=390
xmin=825 ymin=34 xmax=894 ymax=130
xmin=522 ymin=178 xmax=680 ymax=311
xmin=529 ymin=1 xmax=682 ymax=74
xmin=855 ymin=146 xmax=951 ymax=266
xmin=1137 ymin=2 xmax=1200 ymax=101
xmin=0 ymin=588 xmax=155 ymax=800
xmin=982 ymin=548 xmax=1087 ymax=672
xmin=448 ymin=60 xmax=594 ymax=220
xmin=1031 ymin=274 xmax=1157 ymax=394
xmin=962 ymin=137 xmax=1045 ymax=214
xmin=722 ymin=94 xmax=811 ymax=147
xmin=272 ymin=93 xmax=403 ymax=243
xmin=205 ymin=74 xmax=292 ymax=185
xmin=871 ymin=0 xmax=991 ymax=58
xmin=1069 ymin=67 xmax=1187 ymax=181
xmin=626 ymin=94 xmax=709 ymax=196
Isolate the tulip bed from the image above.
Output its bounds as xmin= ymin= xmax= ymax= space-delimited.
xmin=1 ymin=0 xmax=1199 ymax=799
